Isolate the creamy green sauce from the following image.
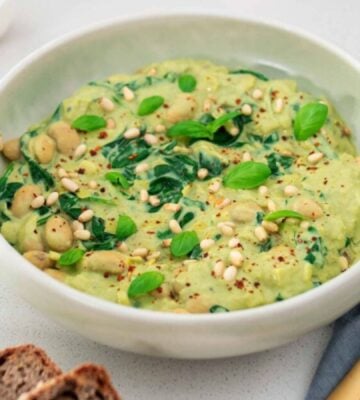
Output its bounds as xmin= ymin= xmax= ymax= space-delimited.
xmin=1 ymin=59 xmax=359 ymax=313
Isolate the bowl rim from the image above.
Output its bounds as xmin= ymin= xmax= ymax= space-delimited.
xmin=1 ymin=11 xmax=359 ymax=324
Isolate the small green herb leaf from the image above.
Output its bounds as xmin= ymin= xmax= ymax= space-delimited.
xmin=72 ymin=115 xmax=107 ymax=132
xmin=170 ymin=231 xmax=199 ymax=257
xmin=116 ymin=215 xmax=137 ymax=240
xmin=128 ymin=271 xmax=165 ymax=299
xmin=105 ymin=171 xmax=130 ymax=189
xmin=138 ymin=95 xmax=164 ymax=116
xmin=208 ymin=111 xmax=241 ymax=134
xmin=167 ymin=120 xmax=212 ymax=140
xmin=230 ymin=69 xmax=269 ymax=81
xmin=294 ymin=102 xmax=328 ymax=141
xmin=178 ymin=74 xmax=197 ymax=92
xmin=209 ymin=305 xmax=230 ymax=313
xmin=59 ymin=248 xmax=85 ymax=266
xmin=264 ymin=210 xmax=305 ymax=221
xmin=223 ymin=161 xmax=271 ymax=189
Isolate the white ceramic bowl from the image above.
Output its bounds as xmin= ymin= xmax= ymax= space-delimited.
xmin=0 ymin=0 xmax=13 ymax=38
xmin=0 ymin=13 xmax=359 ymax=359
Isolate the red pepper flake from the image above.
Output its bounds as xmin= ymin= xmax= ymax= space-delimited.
xmin=98 ymin=131 xmax=108 ymax=139
xmin=146 ymin=231 xmax=155 ymax=235
xmin=90 ymin=149 xmax=98 ymax=156
xmin=234 ymin=279 xmax=244 ymax=289
xmin=128 ymin=265 xmax=136 ymax=273
xmin=235 ymin=98 xmax=241 ymax=105
xmin=163 ymin=103 xmax=169 ymax=109
xmin=117 ymin=274 xmax=125 ymax=282
xmin=278 ymin=256 xmax=285 ymax=262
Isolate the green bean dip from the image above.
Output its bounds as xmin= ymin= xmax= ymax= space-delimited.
xmin=0 ymin=60 xmax=359 ymax=313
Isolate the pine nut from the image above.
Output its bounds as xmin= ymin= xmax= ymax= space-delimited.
xmin=228 ymin=237 xmax=240 ymax=248
xmin=164 ymin=203 xmax=181 ymax=212
xmin=72 ymin=220 xmax=84 ymax=232
xmin=308 ymin=152 xmax=324 ymax=164
xmin=78 ymin=209 xmax=94 ymax=223
xmin=31 ymin=195 xmax=45 ymax=209
xmin=200 ymin=239 xmax=215 ymax=250
xmin=140 ymin=189 xmax=149 ymax=203
xmin=100 ymin=96 xmax=115 ymax=112
xmin=144 ymin=133 xmax=158 ymax=145
xmin=132 ymin=248 xmax=149 ymax=258
xmin=339 ymin=255 xmax=349 ymax=269
xmin=213 ymin=260 xmax=225 ymax=277
xmin=241 ymin=104 xmax=252 ymax=116
xmin=122 ymin=86 xmax=135 ymax=101
xmin=197 ymin=168 xmax=209 ymax=180
xmin=267 ymin=199 xmax=277 ymax=211
xmin=223 ymin=266 xmax=237 ymax=281
xmin=88 ymin=180 xmax=97 ymax=189
xmin=147 ymin=67 xmax=157 ymax=76
xmin=284 ymin=185 xmax=298 ymax=197
xmin=254 ymin=226 xmax=268 ymax=242
xmin=68 ymin=172 xmax=79 ymax=178
xmin=148 ymin=251 xmax=161 ymax=260
xmin=74 ymin=143 xmax=87 ymax=159
xmin=216 ymin=198 xmax=231 ymax=209
xmin=262 ymin=220 xmax=279 ymax=233
xmin=229 ymin=250 xmax=243 ymax=267
xmin=149 ymin=195 xmax=160 ymax=207
xmin=117 ymin=242 xmax=128 ymax=253
xmin=155 ymin=124 xmax=166 ymax=133
xmin=46 ymin=192 xmax=59 ymax=206
xmin=57 ymin=168 xmax=68 ymax=178
xmin=258 ymin=185 xmax=268 ymax=196
xmin=229 ymin=126 xmax=239 ymax=137
xmin=135 ymin=163 xmax=150 ymax=174
xmin=209 ymin=181 xmax=221 ymax=193
xmin=107 ymin=118 xmax=116 ymax=129
xmin=219 ymin=224 xmax=234 ymax=236
xmin=218 ymin=221 xmax=236 ymax=228
xmin=274 ymin=98 xmax=284 ymax=113
xmin=242 ymin=151 xmax=252 ymax=162
xmin=252 ymin=88 xmax=263 ymax=100
xmin=300 ymin=221 xmax=310 ymax=230
xmin=162 ymin=239 xmax=172 ymax=248
xmin=61 ymin=178 xmax=79 ymax=192
xmin=74 ymin=229 xmax=91 ymax=240
xmin=124 ymin=127 xmax=140 ymax=139
xmin=169 ymin=219 xmax=182 ymax=234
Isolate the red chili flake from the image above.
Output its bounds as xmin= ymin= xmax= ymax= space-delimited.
xmin=117 ymin=275 xmax=125 ymax=282
xmin=90 ymin=149 xmax=98 ymax=156
xmin=103 ymin=272 xmax=110 ymax=278
xmin=163 ymin=103 xmax=169 ymax=109
xmin=235 ymin=98 xmax=241 ymax=105
xmin=278 ymin=256 xmax=285 ymax=262
xmin=146 ymin=231 xmax=155 ymax=235
xmin=98 ymin=131 xmax=108 ymax=139
xmin=235 ymin=280 xmax=244 ymax=289
xmin=156 ymin=287 xmax=163 ymax=293
xmin=128 ymin=265 xmax=136 ymax=273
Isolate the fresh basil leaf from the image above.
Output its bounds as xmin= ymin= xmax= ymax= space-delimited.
xmin=170 ymin=230 xmax=199 ymax=257
xmin=230 ymin=69 xmax=269 ymax=81
xmin=128 ymin=271 xmax=165 ymax=299
xmin=264 ymin=210 xmax=305 ymax=221
xmin=178 ymin=74 xmax=197 ymax=92
xmin=294 ymin=102 xmax=328 ymax=141
xmin=223 ymin=161 xmax=271 ymax=189
xmin=208 ymin=111 xmax=241 ymax=134
xmin=59 ymin=248 xmax=85 ymax=266
xmin=72 ymin=115 xmax=106 ymax=132
xmin=116 ymin=215 xmax=137 ymax=240
xmin=209 ymin=305 xmax=229 ymax=313
xmin=138 ymin=95 xmax=164 ymax=116
xmin=105 ymin=171 xmax=130 ymax=189
xmin=167 ymin=120 xmax=213 ymax=140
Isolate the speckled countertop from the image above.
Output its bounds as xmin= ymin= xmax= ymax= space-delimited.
xmin=0 ymin=1 xmax=358 ymax=398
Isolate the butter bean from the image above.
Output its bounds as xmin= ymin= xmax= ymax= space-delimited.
xmin=18 ymin=214 xmax=44 ymax=252
xmin=292 ymin=198 xmax=323 ymax=220
xmin=230 ymin=201 xmax=262 ymax=223
xmin=33 ymin=134 xmax=56 ymax=164
xmin=48 ymin=121 xmax=81 ymax=155
xmin=23 ymin=251 xmax=55 ymax=270
xmin=166 ymin=94 xmax=197 ymax=123
xmin=2 ymin=138 xmax=21 ymax=161
xmin=11 ymin=184 xmax=42 ymax=218
xmin=45 ymin=215 xmax=73 ymax=252
xmin=79 ymin=251 xmax=127 ymax=274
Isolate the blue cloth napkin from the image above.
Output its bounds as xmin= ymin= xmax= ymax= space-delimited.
xmin=306 ymin=304 xmax=360 ymax=400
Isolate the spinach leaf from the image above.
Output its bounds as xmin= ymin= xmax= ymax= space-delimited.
xmin=230 ymin=69 xmax=269 ymax=81
xmin=181 ymin=197 xmax=206 ymax=211
xmin=209 ymin=305 xmax=230 ymax=313
xmin=198 ymin=152 xmax=223 ymax=179
xmin=82 ymin=216 xmax=117 ymax=251
xmin=50 ymin=103 xmax=63 ymax=123
xmin=259 ymin=238 xmax=273 ymax=252
xmin=266 ymin=153 xmax=293 ymax=176
xmin=59 ymin=193 xmax=82 ymax=219
xmin=189 ymin=244 xmax=202 ymax=259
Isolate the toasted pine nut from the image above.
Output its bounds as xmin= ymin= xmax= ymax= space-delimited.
xmin=218 ymin=221 xmax=236 ymax=228
xmin=284 ymin=185 xmax=298 ymax=197
xmin=155 ymin=124 xmax=166 ymax=133
xmin=144 ymin=133 xmax=158 ymax=145
xmin=31 ymin=195 xmax=45 ymax=209
xmin=300 ymin=221 xmax=310 ymax=230
xmin=46 ymin=192 xmax=59 ymax=206
xmin=228 ymin=237 xmax=240 ymax=248
xmin=229 ymin=250 xmax=243 ymax=267
xmin=229 ymin=126 xmax=239 ymax=136
xmin=124 ymin=127 xmax=140 ymax=139
xmin=197 ymin=168 xmax=209 ymax=180
xmin=219 ymin=224 xmax=234 ymax=236
xmin=308 ymin=152 xmax=324 ymax=164
xmin=339 ymin=255 xmax=349 ymax=269
xmin=140 ymin=189 xmax=149 ymax=203
xmin=149 ymin=195 xmax=160 ymax=207
xmin=107 ymin=118 xmax=116 ymax=129
xmin=78 ymin=209 xmax=94 ymax=223
xmin=117 ymin=242 xmax=128 ymax=253
xmin=72 ymin=220 xmax=84 ymax=232
xmin=209 ymin=181 xmax=221 ymax=193
xmin=57 ymin=168 xmax=68 ymax=178
xmin=68 ymin=172 xmax=79 ymax=179
xmin=261 ymin=220 xmax=279 ymax=233
xmin=88 ymin=180 xmax=97 ymax=189
xmin=258 ymin=185 xmax=268 ymax=196
xmin=122 ymin=86 xmax=135 ymax=101
xmin=223 ymin=266 xmax=237 ymax=281
xmin=162 ymin=239 xmax=172 ymax=248
xmin=200 ymin=239 xmax=215 ymax=250
xmin=74 ymin=229 xmax=91 ymax=240
xmin=274 ymin=98 xmax=284 ymax=113
xmin=135 ymin=163 xmax=150 ymax=174
xmin=267 ymin=199 xmax=277 ymax=211
xmin=252 ymin=88 xmax=263 ymax=100
xmin=74 ymin=143 xmax=87 ymax=159
xmin=132 ymin=248 xmax=149 ymax=258
xmin=213 ymin=260 xmax=225 ymax=277
xmin=241 ymin=104 xmax=252 ymax=116
xmin=61 ymin=178 xmax=79 ymax=192
xmin=242 ymin=151 xmax=252 ymax=162
xmin=164 ymin=203 xmax=181 ymax=212
xmin=169 ymin=219 xmax=182 ymax=234
xmin=216 ymin=198 xmax=231 ymax=209
xmin=100 ymin=96 xmax=115 ymax=112
xmin=254 ymin=226 xmax=268 ymax=242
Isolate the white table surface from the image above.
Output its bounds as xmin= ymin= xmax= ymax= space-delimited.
xmin=0 ymin=1 xmax=358 ymax=399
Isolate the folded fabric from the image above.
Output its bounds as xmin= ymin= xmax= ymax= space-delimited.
xmin=306 ymin=304 xmax=360 ymax=400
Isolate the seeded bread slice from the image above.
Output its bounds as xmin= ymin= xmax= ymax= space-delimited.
xmin=0 ymin=344 xmax=61 ymax=400
xmin=19 ymin=363 xmax=121 ymax=400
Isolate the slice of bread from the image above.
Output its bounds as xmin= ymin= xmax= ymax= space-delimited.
xmin=0 ymin=344 xmax=61 ymax=400
xmin=18 ymin=363 xmax=121 ymax=400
